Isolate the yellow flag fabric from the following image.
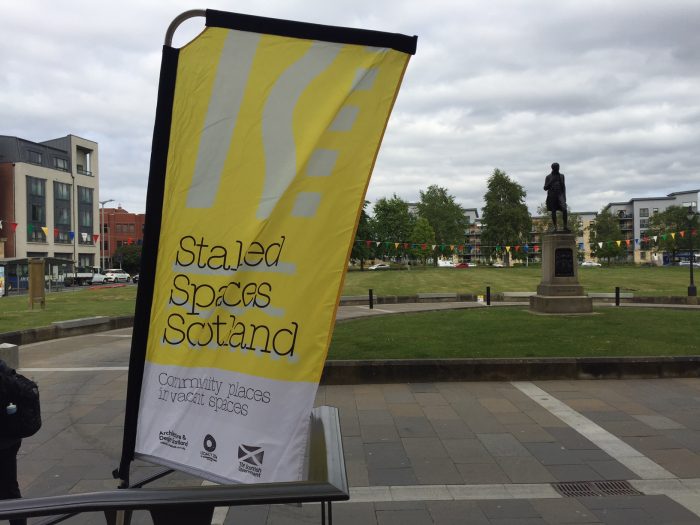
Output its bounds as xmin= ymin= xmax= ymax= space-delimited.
xmin=131 ymin=11 xmax=415 ymax=485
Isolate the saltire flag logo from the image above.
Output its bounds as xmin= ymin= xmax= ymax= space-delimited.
xmin=238 ymin=444 xmax=265 ymax=467
xmin=117 ymin=9 xmax=416 ymax=486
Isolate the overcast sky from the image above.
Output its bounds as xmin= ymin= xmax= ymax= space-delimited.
xmin=3 ymin=0 xmax=699 ymax=217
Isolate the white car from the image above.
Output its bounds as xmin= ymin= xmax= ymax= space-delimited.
xmin=104 ymin=268 xmax=131 ymax=283
xmin=368 ymin=263 xmax=390 ymax=270
xmin=581 ymin=261 xmax=602 ymax=267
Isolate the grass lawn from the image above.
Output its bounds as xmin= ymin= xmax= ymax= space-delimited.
xmin=342 ymin=265 xmax=693 ymax=297
xmin=0 ymin=265 xmax=695 ymax=335
xmin=0 ymin=286 xmax=138 ymax=333
xmin=328 ymin=307 xmax=700 ymax=359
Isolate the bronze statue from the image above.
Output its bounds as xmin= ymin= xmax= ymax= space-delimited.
xmin=544 ymin=162 xmax=569 ymax=232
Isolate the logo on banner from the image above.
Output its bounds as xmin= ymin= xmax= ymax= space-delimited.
xmin=158 ymin=430 xmax=189 ymax=451
xmin=238 ymin=444 xmax=264 ymax=478
xmin=200 ymin=434 xmax=218 ymax=463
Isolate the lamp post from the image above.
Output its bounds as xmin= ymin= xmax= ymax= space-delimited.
xmin=687 ymin=205 xmax=697 ymax=298
xmin=99 ymin=199 xmax=114 ymax=270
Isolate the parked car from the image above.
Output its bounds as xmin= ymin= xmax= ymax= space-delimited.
xmin=455 ymin=262 xmax=477 ymax=269
xmin=368 ymin=263 xmax=390 ymax=270
xmin=581 ymin=260 xmax=602 ymax=267
xmin=492 ymin=262 xmax=505 ymax=268
xmin=91 ymin=272 xmax=107 ymax=285
xmin=132 ymin=274 xmax=140 ymax=284
xmin=679 ymin=261 xmax=700 ymax=267
xmin=104 ymin=268 xmax=131 ymax=283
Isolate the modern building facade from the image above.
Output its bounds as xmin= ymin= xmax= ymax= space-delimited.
xmin=0 ymin=134 xmax=100 ymax=268
xmin=603 ymin=190 xmax=699 ymax=263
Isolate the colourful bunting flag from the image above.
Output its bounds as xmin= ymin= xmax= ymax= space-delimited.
xmin=375 ymin=241 xmax=381 ymax=247
xmin=0 ymin=219 xmax=3 ymax=229
xmin=680 ymin=231 xmax=686 ymax=238
xmin=394 ymin=242 xmax=400 ymax=249
xmin=598 ymin=242 xmax=603 ymax=248
xmin=534 ymin=245 xmax=540 ymax=252
xmin=41 ymin=226 xmax=48 ymax=237
xmin=54 ymin=228 xmax=59 ymax=238
xmin=12 ymin=222 xmax=18 ymax=232
xmin=421 ymin=243 xmax=427 ymax=250
xmin=671 ymin=233 xmax=676 ymax=240
xmin=505 ymin=246 xmax=511 ymax=253
xmin=404 ymin=243 xmax=409 ymax=249
xmin=69 ymin=231 xmax=75 ymax=241
xmin=625 ymin=239 xmax=630 ymax=247
xmin=653 ymin=235 xmax=658 ymax=242
xmin=616 ymin=240 xmax=621 ymax=247
xmin=431 ymin=244 xmax=436 ymax=250
xmin=28 ymin=224 xmax=33 ymax=234
xmin=365 ymin=240 xmax=372 ymax=247
xmin=93 ymin=234 xmax=100 ymax=242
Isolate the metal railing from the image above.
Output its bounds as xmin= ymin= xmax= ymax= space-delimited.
xmin=0 ymin=406 xmax=348 ymax=525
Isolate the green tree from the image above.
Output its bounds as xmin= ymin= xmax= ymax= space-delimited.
xmin=373 ymin=194 xmax=415 ymax=247
xmin=113 ymin=244 xmax=142 ymax=275
xmin=416 ymin=185 xmax=468 ymax=265
xmin=410 ymin=217 xmax=435 ymax=266
xmin=649 ymin=205 xmax=695 ymax=263
xmin=351 ymin=201 xmax=373 ymax=270
xmin=588 ymin=209 xmax=626 ymax=264
xmin=480 ymin=169 xmax=532 ymax=264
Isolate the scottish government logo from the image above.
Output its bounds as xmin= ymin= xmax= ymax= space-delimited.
xmin=238 ymin=444 xmax=264 ymax=478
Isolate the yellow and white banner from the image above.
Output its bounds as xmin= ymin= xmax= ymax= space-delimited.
xmin=133 ymin=12 xmax=415 ymax=483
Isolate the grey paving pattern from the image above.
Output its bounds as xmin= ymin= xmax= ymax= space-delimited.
xmin=7 ymin=329 xmax=700 ymax=524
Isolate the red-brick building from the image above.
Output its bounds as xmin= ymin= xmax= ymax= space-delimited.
xmin=100 ymin=206 xmax=145 ymax=268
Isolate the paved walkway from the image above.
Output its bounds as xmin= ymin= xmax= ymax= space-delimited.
xmin=8 ymin=322 xmax=700 ymax=524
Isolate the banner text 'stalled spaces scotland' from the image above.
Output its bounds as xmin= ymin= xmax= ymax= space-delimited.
xmin=161 ymin=234 xmax=300 ymax=357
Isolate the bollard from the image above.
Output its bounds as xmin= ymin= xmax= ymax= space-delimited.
xmin=369 ymin=289 xmax=374 ymax=310
xmin=615 ymin=286 xmax=620 ymax=306
xmin=486 ymin=286 xmax=491 ymax=306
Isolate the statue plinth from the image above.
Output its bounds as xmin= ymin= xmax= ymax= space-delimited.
xmin=530 ymin=233 xmax=593 ymax=314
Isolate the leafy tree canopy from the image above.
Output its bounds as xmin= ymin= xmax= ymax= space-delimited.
xmin=410 ymin=217 xmax=436 ymax=265
xmin=481 ymin=169 xmax=532 ymax=257
xmin=372 ymin=194 xmax=415 ymax=242
xmin=588 ymin=208 xmax=627 ymax=264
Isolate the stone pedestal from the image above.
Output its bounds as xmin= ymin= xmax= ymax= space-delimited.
xmin=530 ymin=233 xmax=593 ymax=314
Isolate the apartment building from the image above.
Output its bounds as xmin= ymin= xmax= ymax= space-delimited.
xmin=0 ymin=134 xmax=100 ymax=268
xmin=101 ymin=206 xmax=146 ymax=268
xmin=603 ymin=190 xmax=699 ymax=263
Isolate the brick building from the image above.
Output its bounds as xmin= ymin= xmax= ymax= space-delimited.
xmin=101 ymin=206 xmax=145 ymax=268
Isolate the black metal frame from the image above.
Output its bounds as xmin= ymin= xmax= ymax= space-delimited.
xmin=0 ymin=407 xmax=348 ymax=525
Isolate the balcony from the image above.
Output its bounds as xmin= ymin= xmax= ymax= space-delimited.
xmin=76 ymin=165 xmax=93 ymax=177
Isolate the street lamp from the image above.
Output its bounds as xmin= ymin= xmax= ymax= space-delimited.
xmin=99 ymin=199 xmax=114 ymax=270
xmin=687 ymin=205 xmax=697 ymax=298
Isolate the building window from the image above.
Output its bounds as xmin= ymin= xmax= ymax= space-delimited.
xmin=31 ymin=204 xmax=44 ymax=222
xmin=682 ymin=201 xmax=697 ymax=209
xmin=54 ymin=182 xmax=72 ymax=244
xmin=128 ymin=224 xmax=135 ymax=233
xmin=640 ymin=218 xmax=649 ymax=228
xmin=76 ymin=147 xmax=93 ymax=176
xmin=26 ymin=176 xmax=46 ymax=242
xmin=640 ymin=251 xmax=646 ymax=260
xmin=78 ymin=186 xmax=93 ymax=204
xmin=639 ymin=208 xmax=649 ymax=217
xmin=80 ymin=210 xmax=92 ymax=228
xmin=27 ymin=150 xmax=42 ymax=164
xmin=28 ymin=176 xmax=45 ymax=197
xmin=78 ymin=254 xmax=94 ymax=268
xmin=54 ymin=181 xmax=71 ymax=200
xmin=116 ymin=224 xmax=124 ymax=233
xmin=653 ymin=208 xmax=659 ymax=214
xmin=53 ymin=157 xmax=69 ymax=171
